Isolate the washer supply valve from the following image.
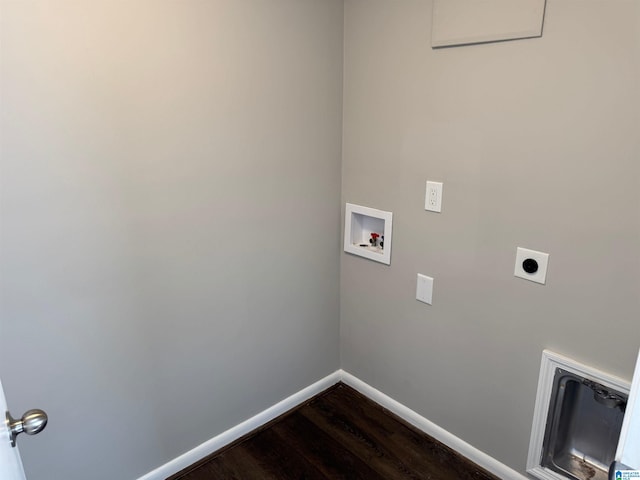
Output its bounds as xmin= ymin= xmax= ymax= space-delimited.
xmin=369 ymin=233 xmax=380 ymax=247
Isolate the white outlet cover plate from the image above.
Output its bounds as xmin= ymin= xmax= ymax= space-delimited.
xmin=514 ymin=247 xmax=549 ymax=285
xmin=425 ymin=181 xmax=443 ymax=213
xmin=416 ymin=274 xmax=434 ymax=305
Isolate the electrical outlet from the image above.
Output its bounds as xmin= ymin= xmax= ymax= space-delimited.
xmin=425 ymin=181 xmax=443 ymax=213
xmin=514 ymin=247 xmax=549 ymax=284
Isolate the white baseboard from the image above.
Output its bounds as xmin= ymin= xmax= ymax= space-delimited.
xmin=137 ymin=370 xmax=341 ymax=480
xmin=339 ymin=370 xmax=527 ymax=480
xmin=138 ymin=369 xmax=525 ymax=480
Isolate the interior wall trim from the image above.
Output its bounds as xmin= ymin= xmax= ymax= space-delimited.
xmin=138 ymin=369 xmax=525 ymax=480
xmin=136 ymin=370 xmax=342 ymax=480
xmin=339 ymin=371 xmax=527 ymax=480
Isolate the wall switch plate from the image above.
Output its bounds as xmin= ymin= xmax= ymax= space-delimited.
xmin=416 ymin=274 xmax=433 ymax=305
xmin=425 ymin=181 xmax=443 ymax=213
xmin=514 ymin=247 xmax=549 ymax=285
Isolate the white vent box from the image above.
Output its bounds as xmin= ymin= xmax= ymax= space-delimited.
xmin=344 ymin=203 xmax=393 ymax=265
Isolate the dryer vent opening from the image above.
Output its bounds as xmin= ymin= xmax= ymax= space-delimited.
xmin=528 ymin=351 xmax=630 ymax=480
xmin=541 ymin=369 xmax=627 ymax=480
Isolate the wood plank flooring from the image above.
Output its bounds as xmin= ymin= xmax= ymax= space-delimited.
xmin=168 ymin=383 xmax=501 ymax=480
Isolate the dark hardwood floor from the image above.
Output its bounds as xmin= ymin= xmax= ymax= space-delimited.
xmin=168 ymin=383 xmax=501 ymax=480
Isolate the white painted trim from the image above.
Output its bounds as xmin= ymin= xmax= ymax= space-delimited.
xmin=138 ymin=369 xmax=524 ymax=480
xmin=616 ymin=349 xmax=640 ymax=468
xmin=344 ymin=203 xmax=393 ymax=265
xmin=339 ymin=370 xmax=527 ymax=480
xmin=526 ymin=350 xmax=630 ymax=480
xmin=0 ymin=378 xmax=26 ymax=480
xmin=137 ymin=370 xmax=341 ymax=480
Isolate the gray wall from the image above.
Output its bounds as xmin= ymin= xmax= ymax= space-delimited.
xmin=0 ymin=1 xmax=343 ymax=479
xmin=4 ymin=0 xmax=640 ymax=478
xmin=341 ymin=0 xmax=640 ymax=473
